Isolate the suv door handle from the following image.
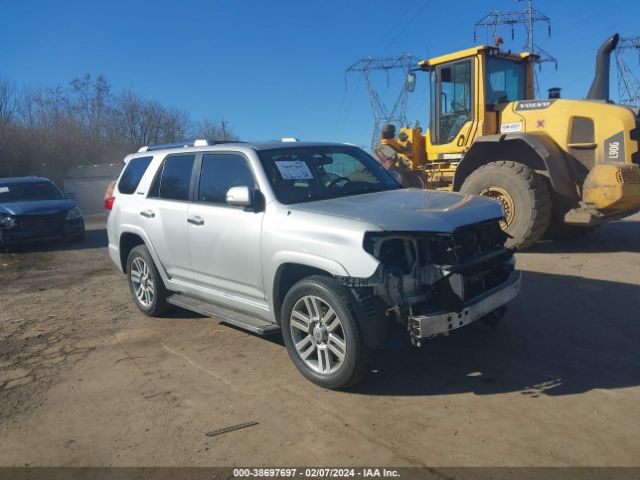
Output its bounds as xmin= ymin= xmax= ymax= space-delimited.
xmin=187 ymin=216 xmax=204 ymax=226
xmin=140 ymin=209 xmax=155 ymax=218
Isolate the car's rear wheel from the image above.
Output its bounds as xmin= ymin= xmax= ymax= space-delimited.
xmin=126 ymin=245 xmax=169 ymax=316
xmin=281 ymin=276 xmax=369 ymax=390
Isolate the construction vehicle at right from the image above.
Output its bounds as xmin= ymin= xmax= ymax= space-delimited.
xmin=377 ymin=33 xmax=640 ymax=249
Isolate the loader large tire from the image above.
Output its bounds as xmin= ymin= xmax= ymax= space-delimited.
xmin=460 ymin=161 xmax=552 ymax=250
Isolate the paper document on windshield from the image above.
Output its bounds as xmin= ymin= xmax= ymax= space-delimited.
xmin=275 ymin=161 xmax=314 ymax=180
xmin=0 ymin=187 xmax=9 ymax=193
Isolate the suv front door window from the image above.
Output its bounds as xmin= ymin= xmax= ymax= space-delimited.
xmin=187 ymin=153 xmax=264 ymax=301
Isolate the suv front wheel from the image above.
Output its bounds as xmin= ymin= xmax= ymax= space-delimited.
xmin=281 ymin=276 xmax=369 ymax=390
xmin=126 ymin=245 xmax=169 ymax=317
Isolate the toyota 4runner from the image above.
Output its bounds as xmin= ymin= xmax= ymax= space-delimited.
xmin=107 ymin=140 xmax=521 ymax=389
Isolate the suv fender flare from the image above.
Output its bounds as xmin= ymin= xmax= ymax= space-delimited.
xmin=267 ymin=253 xmax=351 ymax=319
xmin=453 ymin=132 xmax=580 ymax=213
xmin=271 ymin=252 xmax=350 ymax=277
xmin=118 ymin=226 xmax=170 ymax=282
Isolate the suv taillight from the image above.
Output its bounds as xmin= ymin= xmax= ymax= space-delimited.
xmin=104 ymin=195 xmax=115 ymax=210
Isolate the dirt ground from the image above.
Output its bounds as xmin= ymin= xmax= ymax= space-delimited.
xmin=0 ymin=213 xmax=639 ymax=467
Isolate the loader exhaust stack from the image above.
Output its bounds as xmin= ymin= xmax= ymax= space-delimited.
xmin=587 ymin=33 xmax=619 ymax=102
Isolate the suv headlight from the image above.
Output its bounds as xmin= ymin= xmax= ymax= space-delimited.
xmin=0 ymin=214 xmax=16 ymax=229
xmin=66 ymin=207 xmax=82 ymax=220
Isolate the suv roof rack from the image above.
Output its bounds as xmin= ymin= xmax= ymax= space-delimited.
xmin=138 ymin=139 xmax=242 ymax=153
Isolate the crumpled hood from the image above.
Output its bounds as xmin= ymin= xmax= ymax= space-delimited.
xmin=288 ymin=188 xmax=503 ymax=233
xmin=0 ymin=199 xmax=75 ymax=216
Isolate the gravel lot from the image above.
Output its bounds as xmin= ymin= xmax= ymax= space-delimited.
xmin=1 ymin=213 xmax=639 ymax=467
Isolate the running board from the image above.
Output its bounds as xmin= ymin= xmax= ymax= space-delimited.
xmin=167 ymin=293 xmax=280 ymax=336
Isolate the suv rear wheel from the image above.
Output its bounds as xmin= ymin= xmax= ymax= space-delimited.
xmin=126 ymin=245 xmax=169 ymax=316
xmin=281 ymin=276 xmax=369 ymax=390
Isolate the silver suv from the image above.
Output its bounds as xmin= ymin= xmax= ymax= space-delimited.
xmin=107 ymin=140 xmax=520 ymax=389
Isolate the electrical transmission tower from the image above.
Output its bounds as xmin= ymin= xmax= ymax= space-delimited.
xmin=474 ymin=0 xmax=557 ymax=94
xmin=346 ymin=54 xmax=419 ymax=150
xmin=615 ymin=36 xmax=640 ymax=106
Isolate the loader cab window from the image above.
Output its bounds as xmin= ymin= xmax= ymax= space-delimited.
xmin=485 ymin=57 xmax=526 ymax=108
xmin=432 ymin=59 xmax=473 ymax=145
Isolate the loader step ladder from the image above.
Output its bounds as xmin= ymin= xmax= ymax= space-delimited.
xmin=167 ymin=293 xmax=280 ymax=336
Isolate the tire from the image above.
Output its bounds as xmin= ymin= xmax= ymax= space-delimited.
xmin=126 ymin=245 xmax=170 ymax=317
xmin=280 ymin=275 xmax=369 ymax=390
xmin=460 ymin=161 xmax=552 ymax=250
xmin=403 ymin=169 xmax=426 ymax=189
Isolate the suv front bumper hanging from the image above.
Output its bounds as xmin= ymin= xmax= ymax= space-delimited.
xmin=409 ymin=270 xmax=521 ymax=342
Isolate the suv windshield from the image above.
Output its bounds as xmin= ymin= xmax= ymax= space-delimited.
xmin=485 ymin=57 xmax=526 ymax=108
xmin=0 ymin=181 xmax=65 ymax=203
xmin=258 ymin=146 xmax=401 ymax=204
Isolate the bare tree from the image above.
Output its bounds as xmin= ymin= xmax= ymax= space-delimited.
xmin=0 ymin=78 xmax=18 ymax=128
xmin=194 ymin=118 xmax=237 ymax=141
xmin=69 ymin=74 xmax=113 ymax=141
xmin=114 ymin=90 xmax=192 ymax=147
xmin=0 ymin=74 xmax=236 ymax=182
xmin=114 ymin=90 xmax=151 ymax=146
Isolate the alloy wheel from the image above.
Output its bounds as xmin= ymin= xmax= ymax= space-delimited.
xmin=289 ymin=295 xmax=347 ymax=375
xmin=130 ymin=257 xmax=155 ymax=308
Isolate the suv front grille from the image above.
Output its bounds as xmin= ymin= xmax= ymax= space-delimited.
xmin=424 ymin=221 xmax=512 ymax=311
xmin=429 ymin=219 xmax=507 ymax=266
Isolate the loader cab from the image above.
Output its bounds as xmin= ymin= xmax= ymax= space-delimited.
xmin=484 ymin=56 xmax=529 ymax=109
xmin=430 ymin=58 xmax=474 ymax=146
xmin=412 ymin=47 xmax=536 ymax=156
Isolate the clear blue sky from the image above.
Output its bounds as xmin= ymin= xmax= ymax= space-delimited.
xmin=1 ymin=0 xmax=639 ymax=150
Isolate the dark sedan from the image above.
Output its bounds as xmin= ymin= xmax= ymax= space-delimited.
xmin=0 ymin=176 xmax=85 ymax=247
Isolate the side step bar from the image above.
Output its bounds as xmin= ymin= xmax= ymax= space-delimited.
xmin=167 ymin=293 xmax=280 ymax=336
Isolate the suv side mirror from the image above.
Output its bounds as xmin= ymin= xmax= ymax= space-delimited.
xmin=226 ymin=186 xmax=252 ymax=207
xmin=67 ymin=192 xmax=76 ymax=200
xmin=406 ymin=72 xmax=416 ymax=93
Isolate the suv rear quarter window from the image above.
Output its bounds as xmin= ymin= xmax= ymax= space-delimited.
xmin=148 ymin=154 xmax=196 ymax=201
xmin=118 ymin=156 xmax=153 ymax=194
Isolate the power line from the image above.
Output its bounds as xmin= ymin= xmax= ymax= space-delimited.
xmin=474 ymin=0 xmax=557 ymax=95
xmin=376 ymin=0 xmax=420 ymax=54
xmin=615 ymin=36 xmax=640 ymax=105
xmin=346 ymin=54 xmax=420 ymax=150
xmin=380 ymin=0 xmax=433 ymax=55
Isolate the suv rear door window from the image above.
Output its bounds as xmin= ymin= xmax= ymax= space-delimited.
xmin=118 ymin=156 xmax=153 ymax=194
xmin=149 ymin=154 xmax=196 ymax=201
xmin=198 ymin=154 xmax=255 ymax=204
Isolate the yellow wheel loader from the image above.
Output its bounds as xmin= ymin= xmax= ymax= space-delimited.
xmin=376 ymin=34 xmax=640 ymax=249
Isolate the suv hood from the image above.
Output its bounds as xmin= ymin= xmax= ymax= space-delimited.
xmin=0 ymin=199 xmax=75 ymax=216
xmin=288 ymin=189 xmax=503 ymax=233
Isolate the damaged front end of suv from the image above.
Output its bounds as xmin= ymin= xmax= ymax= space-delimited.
xmin=342 ymin=218 xmax=520 ymax=347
